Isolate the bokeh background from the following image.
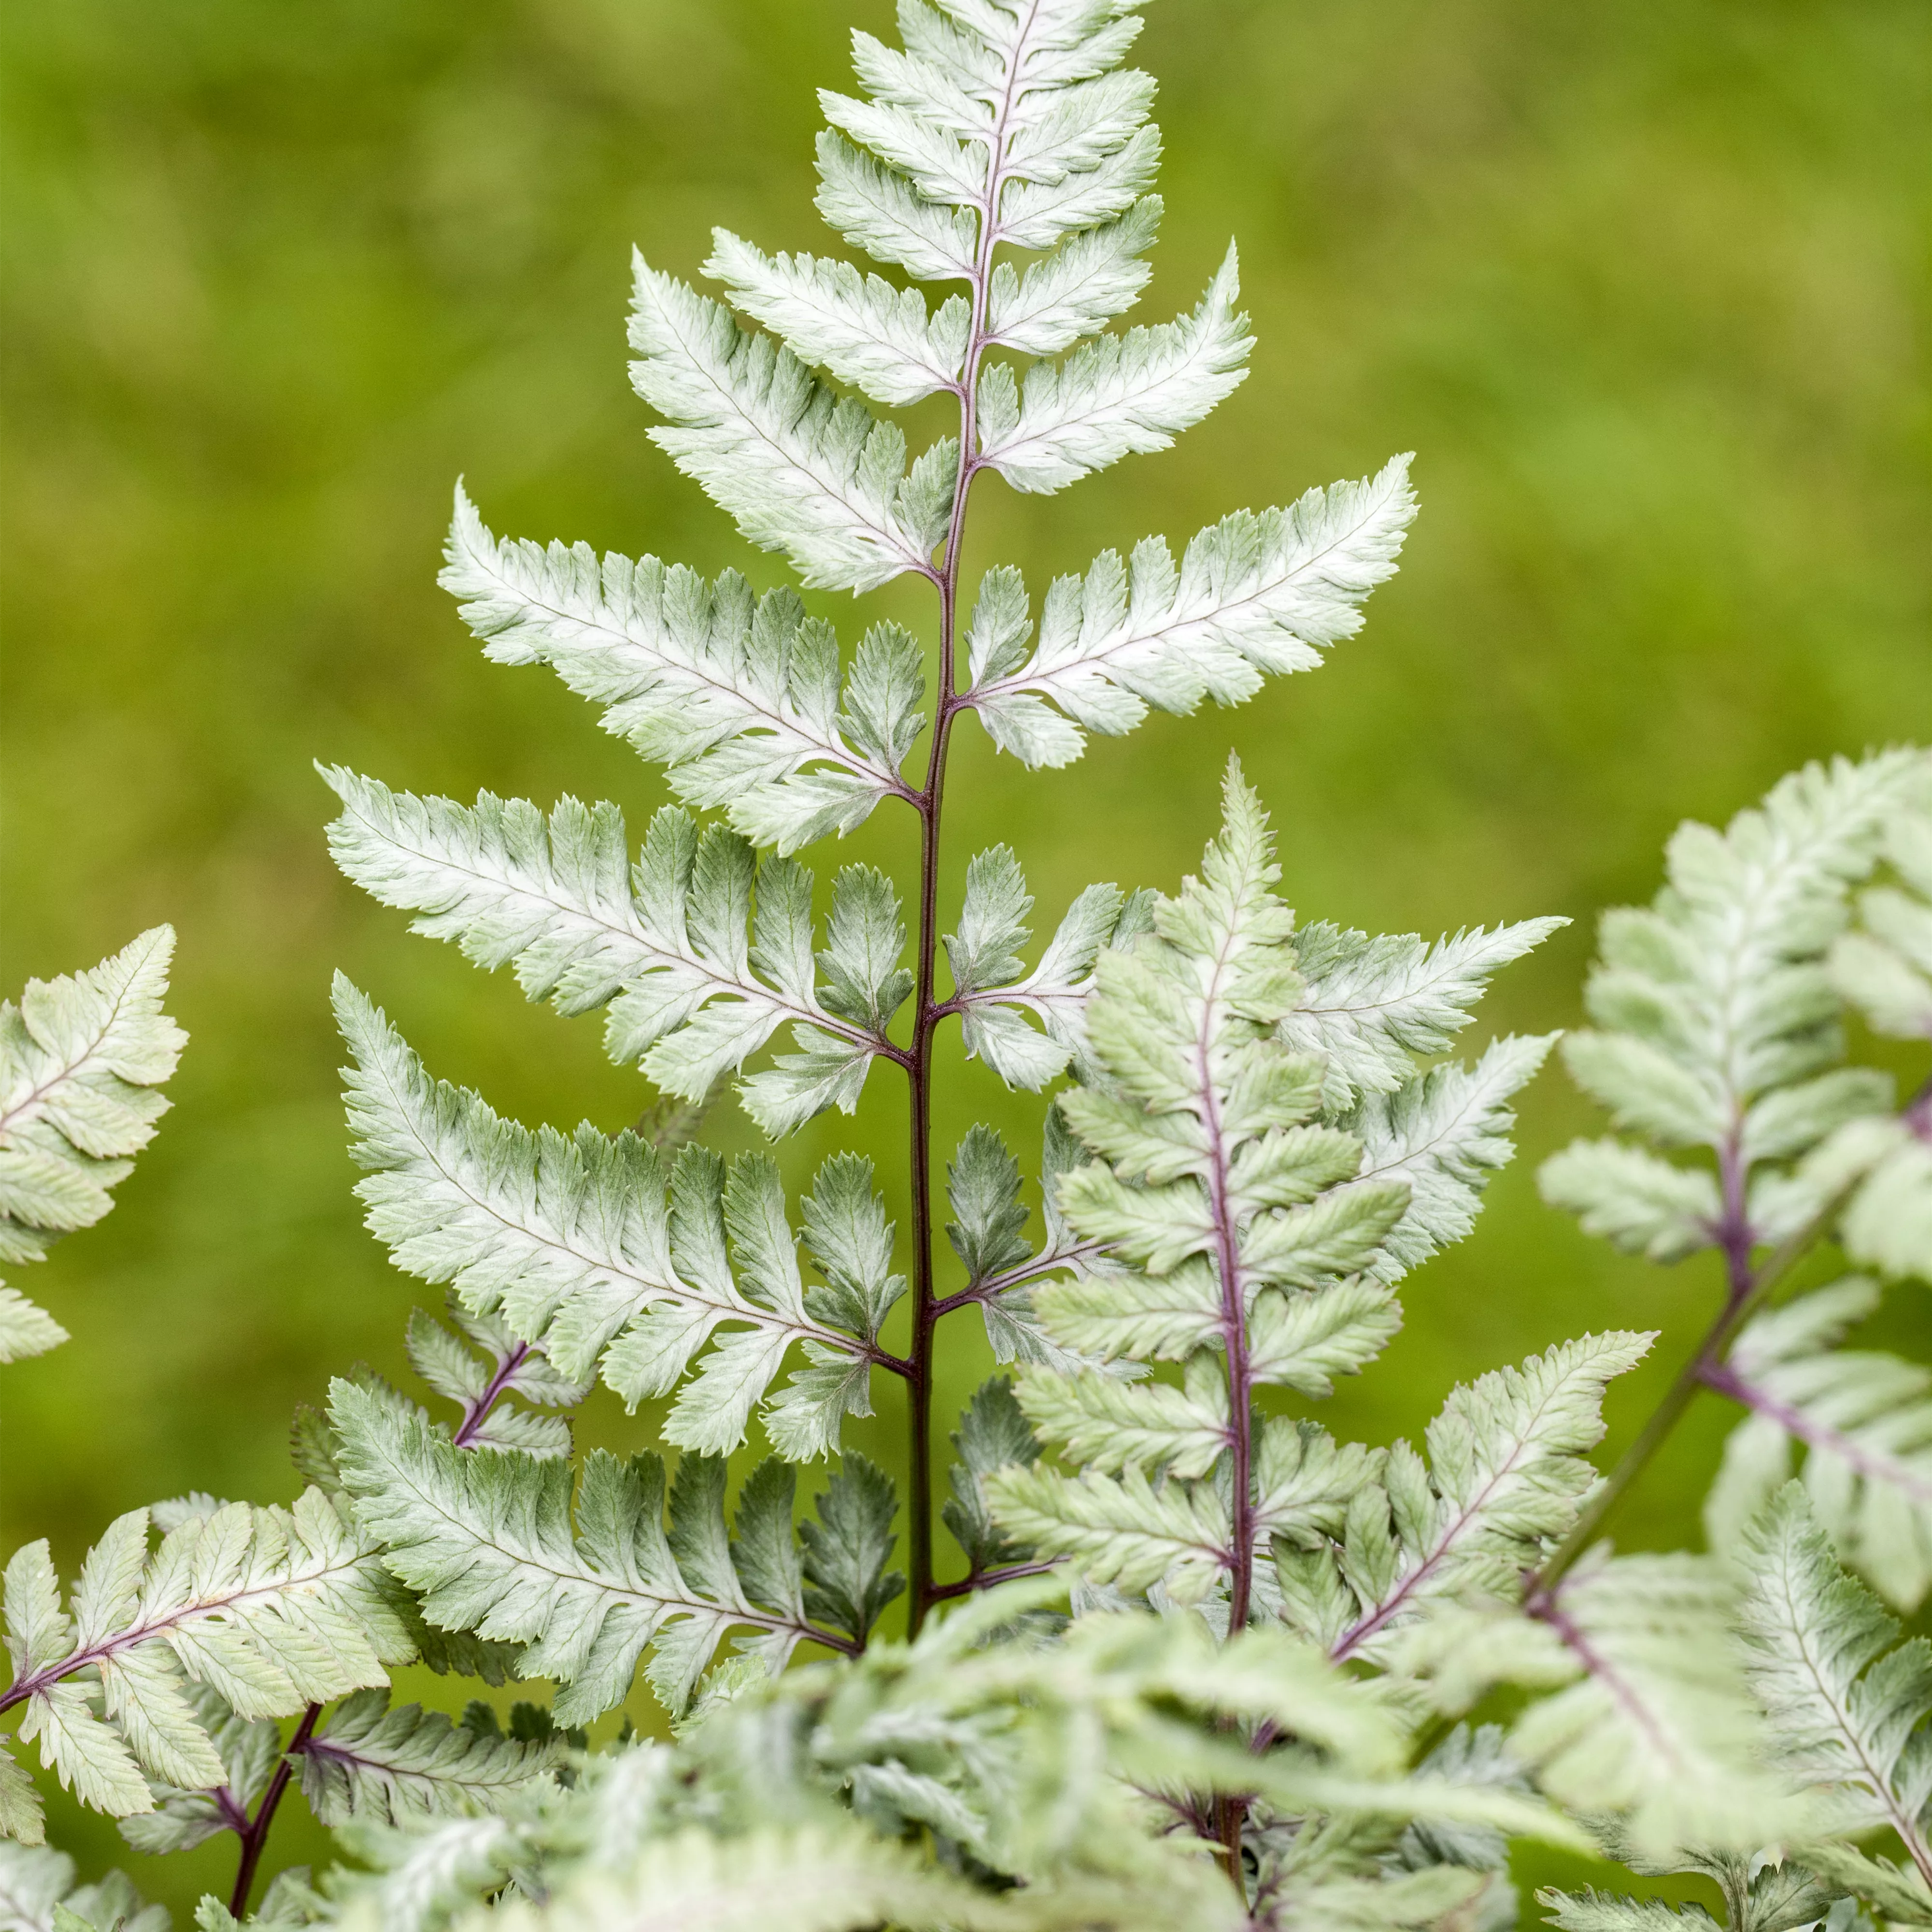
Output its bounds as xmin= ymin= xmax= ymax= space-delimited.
xmin=3 ymin=0 xmax=1928 ymax=1915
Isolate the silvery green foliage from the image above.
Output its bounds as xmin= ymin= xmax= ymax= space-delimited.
xmin=328 ymin=1376 xmax=895 ymax=1723
xmin=0 ymin=929 xmax=186 ymax=1363
xmin=291 ymin=1692 xmax=561 ymax=1830
xmin=1705 ymin=1277 xmax=1932 ymax=1612
xmin=0 ymin=1494 xmax=412 ymax=1847
xmin=335 ymin=983 xmax=901 ymax=1461
xmin=985 ymin=764 xmax=1563 ymax=1612
xmin=1539 ymin=752 xmax=1931 ymax=1265
xmin=1544 ymin=753 xmax=1932 ymax=1617
xmin=299 ymin=1579 xmax=1576 ymax=1932
xmin=14 ymin=0 xmax=1931 ymax=1925
xmin=0 ymin=1840 xmax=169 ymax=1932
xmin=1735 ymin=1489 xmax=1932 ymax=1908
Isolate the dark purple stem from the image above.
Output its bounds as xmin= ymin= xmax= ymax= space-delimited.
xmin=453 ymin=1342 xmax=532 ymax=1448
xmin=228 ymin=1702 xmax=321 ymax=1919
xmin=901 ymin=12 xmax=1039 ymax=1637
xmin=926 ymin=1560 xmax=1058 ymax=1603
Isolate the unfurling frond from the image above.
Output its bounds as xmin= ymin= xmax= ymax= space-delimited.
xmin=1705 ymin=1278 xmax=1932 ymax=1611
xmin=440 ymin=487 xmax=920 ymax=853
xmin=967 ymin=459 xmax=1416 ymax=768
xmin=0 ymin=927 xmax=186 ymax=1272
xmin=0 ymin=1492 xmax=410 ymax=1831
xmin=330 ymin=1379 xmax=878 ymax=1720
xmin=323 ymin=783 xmax=895 ymax=1130
xmin=338 ymin=986 xmax=898 ymax=1459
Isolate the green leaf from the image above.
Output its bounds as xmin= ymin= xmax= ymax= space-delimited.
xmin=439 ymin=488 xmax=912 ymax=853
xmin=799 ymin=1455 xmax=904 ymax=1646
xmin=968 ymin=460 xmax=1415 ymax=769
xmin=629 ymin=257 xmax=936 ymax=594
xmin=941 ymin=1378 xmax=1043 ymax=1576
xmin=329 ymin=1380 xmax=845 ymax=1720
xmin=816 ymin=867 xmax=912 ymax=1034
xmin=944 ymin=1126 xmax=1032 ymax=1288
xmin=0 ymin=928 xmax=185 ymax=1268
xmin=295 ymin=1688 xmax=560 ymax=1827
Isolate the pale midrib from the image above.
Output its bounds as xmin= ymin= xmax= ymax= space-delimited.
xmin=972 ymin=483 xmax=1400 ymax=705
xmin=473 ymin=543 xmax=897 ymax=791
xmin=341 ymin=796 xmax=874 ymax=1055
xmin=1355 ymin=1060 xmax=1518 ymax=1186
xmin=1330 ymin=1372 xmax=1583 ymax=1660
xmin=296 ymin=1734 xmax=526 ymax=1795
xmin=0 ymin=1552 xmax=370 ymax=1714
xmin=1772 ymin=1563 xmax=1932 ymax=1882
xmin=379 ymin=1436 xmax=830 ymax=1652
xmin=0 ymin=951 xmax=154 ymax=1143
xmin=981 ymin=301 xmax=1227 ymax=468
xmin=370 ymin=1049 xmax=864 ymax=1361
xmin=650 ymin=289 xmax=928 ymax=576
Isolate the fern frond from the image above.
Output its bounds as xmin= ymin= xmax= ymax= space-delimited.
xmin=117 ymin=1682 xmax=278 ymax=1856
xmin=1349 ymin=1033 xmax=1557 ymax=1281
xmin=974 ymin=246 xmax=1251 ymax=495
xmin=329 ymin=1381 xmax=862 ymax=1720
xmin=944 ymin=845 xmax=1150 ymax=1088
xmin=1705 ymin=1278 xmax=1932 ymax=1610
xmin=293 ymin=1689 xmax=559 ymax=1827
xmin=704 ymin=232 xmax=969 ymax=407
xmin=1509 ymin=1554 xmax=1806 ymax=1857
xmin=0 ymin=1842 xmax=168 ymax=1932
xmin=1286 ymin=1333 xmax=1653 ymax=1660
xmin=1829 ymin=808 xmax=1932 ymax=1042
xmin=1737 ymin=1485 xmax=1932 ymax=1882
xmin=966 ymin=458 xmax=1415 ymax=768
xmin=404 ymin=1301 xmax=589 ymax=1460
xmin=439 ymin=488 xmax=919 ymax=852
xmin=0 ymin=1289 xmax=65 ymax=1367
xmin=1282 ymin=917 xmax=1567 ymax=1112
xmin=339 ymin=987 xmax=897 ymax=1458
xmin=628 ymin=258 xmax=942 ymax=594
xmin=324 ymin=783 xmax=893 ymax=1124
xmin=0 ymin=1492 xmax=410 ymax=1823
xmin=0 ymin=927 xmax=185 ymax=1269
xmin=1543 ymin=751 xmax=1931 ymax=1258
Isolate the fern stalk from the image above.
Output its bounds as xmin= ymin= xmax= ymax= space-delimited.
xmin=1531 ymin=1084 xmax=1912 ymax=1598
xmin=227 ymin=1703 xmax=319 ymax=1921
xmin=901 ymin=22 xmax=1035 ymax=1634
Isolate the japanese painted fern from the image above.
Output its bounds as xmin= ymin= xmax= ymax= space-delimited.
xmin=7 ymin=5 xmax=1931 ymax=1931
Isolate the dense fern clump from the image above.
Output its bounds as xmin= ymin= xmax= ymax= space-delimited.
xmin=5 ymin=3 xmax=1930 ymax=1928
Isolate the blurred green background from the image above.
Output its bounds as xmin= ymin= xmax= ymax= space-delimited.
xmin=3 ymin=0 xmax=1927 ymax=1915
